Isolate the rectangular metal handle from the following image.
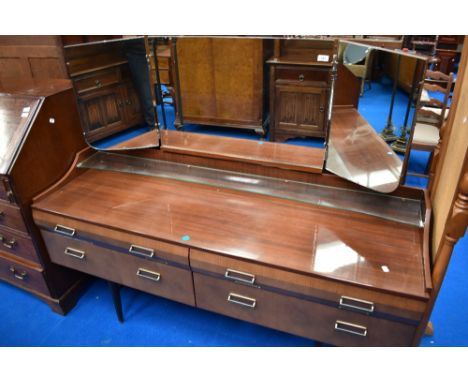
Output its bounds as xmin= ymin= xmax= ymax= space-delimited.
xmin=64 ymin=247 xmax=86 ymax=260
xmin=339 ymin=296 xmax=374 ymax=314
xmin=334 ymin=320 xmax=367 ymax=337
xmin=227 ymin=293 xmax=256 ymax=309
xmin=225 ymin=268 xmax=256 ymax=284
xmin=129 ymin=244 xmax=154 ymax=258
xmin=54 ymin=224 xmax=76 ymax=237
xmin=136 ymin=268 xmax=161 ymax=282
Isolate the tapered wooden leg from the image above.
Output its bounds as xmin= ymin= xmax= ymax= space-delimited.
xmin=108 ymin=281 xmax=124 ymax=323
xmin=425 ymin=321 xmax=434 ymax=336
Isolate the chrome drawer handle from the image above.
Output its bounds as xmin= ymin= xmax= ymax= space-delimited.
xmin=0 ymin=234 xmax=17 ymax=249
xmin=225 ymin=268 xmax=256 ymax=285
xmin=334 ymin=320 xmax=367 ymax=337
xmin=227 ymin=293 xmax=256 ymax=309
xmin=339 ymin=296 xmax=374 ymax=314
xmin=9 ymin=266 xmax=27 ymax=281
xmin=54 ymin=224 xmax=76 ymax=237
xmin=129 ymin=244 xmax=154 ymax=258
xmin=64 ymin=247 xmax=86 ymax=260
xmin=136 ymin=268 xmax=161 ymax=282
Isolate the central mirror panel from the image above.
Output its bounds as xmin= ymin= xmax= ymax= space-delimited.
xmin=150 ymin=36 xmax=338 ymax=174
xmin=63 ymin=36 xmax=160 ymax=150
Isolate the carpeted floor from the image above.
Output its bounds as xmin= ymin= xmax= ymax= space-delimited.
xmin=2 ymin=76 xmax=464 ymax=346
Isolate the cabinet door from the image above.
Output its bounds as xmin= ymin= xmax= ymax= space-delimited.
xmin=122 ymin=84 xmax=144 ymax=127
xmin=275 ymin=83 xmax=327 ymax=138
xmin=78 ymin=86 xmax=127 ymax=142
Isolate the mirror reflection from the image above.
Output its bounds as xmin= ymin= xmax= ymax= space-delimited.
xmin=63 ymin=37 xmax=159 ymax=150
xmin=151 ymin=36 xmax=339 ymax=154
xmin=326 ymin=41 xmax=427 ymax=192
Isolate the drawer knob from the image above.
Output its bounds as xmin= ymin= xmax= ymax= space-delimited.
xmin=227 ymin=292 xmax=256 ymax=309
xmin=225 ymin=268 xmax=256 ymax=284
xmin=54 ymin=224 xmax=76 ymax=237
xmin=136 ymin=268 xmax=161 ymax=282
xmin=0 ymin=234 xmax=17 ymax=249
xmin=129 ymin=245 xmax=154 ymax=258
xmin=334 ymin=320 xmax=367 ymax=337
xmin=95 ymin=80 xmax=102 ymax=87
xmin=64 ymin=247 xmax=86 ymax=260
xmin=9 ymin=266 xmax=27 ymax=281
xmin=299 ymin=74 xmax=305 ymax=82
xmin=339 ymin=296 xmax=374 ymax=314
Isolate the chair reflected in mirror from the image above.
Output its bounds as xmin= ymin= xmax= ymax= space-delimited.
xmin=407 ymin=70 xmax=453 ymax=176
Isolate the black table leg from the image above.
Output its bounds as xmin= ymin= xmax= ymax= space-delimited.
xmin=108 ymin=281 xmax=124 ymax=323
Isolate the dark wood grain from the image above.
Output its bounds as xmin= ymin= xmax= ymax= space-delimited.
xmin=32 ymin=168 xmax=427 ymax=299
xmin=0 ymin=200 xmax=28 ymax=233
xmin=161 ymin=130 xmax=325 ymax=173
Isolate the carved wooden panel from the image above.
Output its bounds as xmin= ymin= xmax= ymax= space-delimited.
xmin=278 ymin=92 xmax=299 ymax=124
xmin=123 ymin=84 xmax=143 ymax=126
xmin=301 ymin=93 xmax=322 ymax=128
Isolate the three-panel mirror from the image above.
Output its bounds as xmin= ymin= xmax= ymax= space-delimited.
xmin=64 ymin=36 xmax=427 ymax=193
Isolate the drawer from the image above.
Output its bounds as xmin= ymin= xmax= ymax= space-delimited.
xmin=74 ymin=68 xmax=121 ymax=94
xmin=0 ymin=200 xmax=28 ymax=233
xmin=41 ymin=229 xmax=195 ymax=306
xmin=0 ymin=251 xmax=48 ymax=295
xmin=275 ymin=67 xmax=329 ymax=84
xmin=0 ymin=226 xmax=40 ymax=264
xmin=194 ymin=273 xmax=415 ymax=346
xmin=190 ymin=249 xmax=427 ymax=323
xmin=34 ymin=212 xmax=189 ymax=267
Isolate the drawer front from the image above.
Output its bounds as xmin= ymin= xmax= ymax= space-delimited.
xmin=276 ymin=67 xmax=329 ymax=84
xmin=41 ymin=229 xmax=195 ymax=306
xmin=194 ymin=273 xmax=415 ymax=346
xmin=190 ymin=249 xmax=426 ymax=322
xmin=34 ymin=212 xmax=189 ymax=267
xmin=75 ymin=68 xmax=121 ymax=94
xmin=0 ymin=200 xmax=28 ymax=233
xmin=0 ymin=252 xmax=48 ymax=295
xmin=0 ymin=226 xmax=40 ymax=264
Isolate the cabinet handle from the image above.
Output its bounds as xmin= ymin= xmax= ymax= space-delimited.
xmin=95 ymin=80 xmax=102 ymax=87
xmin=54 ymin=224 xmax=76 ymax=237
xmin=320 ymin=106 xmax=325 ymax=113
xmin=136 ymin=268 xmax=161 ymax=282
xmin=334 ymin=320 xmax=367 ymax=337
xmin=129 ymin=244 xmax=154 ymax=258
xmin=339 ymin=296 xmax=374 ymax=314
xmin=224 ymin=268 xmax=256 ymax=285
xmin=9 ymin=266 xmax=27 ymax=281
xmin=0 ymin=234 xmax=17 ymax=249
xmin=227 ymin=293 xmax=256 ymax=309
xmin=64 ymin=247 xmax=86 ymax=260
xmin=298 ymin=74 xmax=305 ymax=81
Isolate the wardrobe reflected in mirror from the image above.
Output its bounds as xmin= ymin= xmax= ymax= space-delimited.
xmin=63 ymin=36 xmax=160 ymax=150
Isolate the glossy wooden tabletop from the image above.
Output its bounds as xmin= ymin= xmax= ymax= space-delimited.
xmin=326 ymin=108 xmax=403 ymax=193
xmin=33 ymin=168 xmax=427 ymax=298
xmin=161 ymin=130 xmax=325 ymax=173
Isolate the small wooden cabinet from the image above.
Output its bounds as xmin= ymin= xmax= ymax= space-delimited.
xmin=268 ymin=39 xmax=337 ymax=142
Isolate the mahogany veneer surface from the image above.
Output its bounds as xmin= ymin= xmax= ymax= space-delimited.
xmin=161 ymin=130 xmax=325 ymax=173
xmin=32 ymin=168 xmax=427 ymax=299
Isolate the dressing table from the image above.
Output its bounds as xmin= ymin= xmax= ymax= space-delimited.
xmin=10 ymin=35 xmax=465 ymax=346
